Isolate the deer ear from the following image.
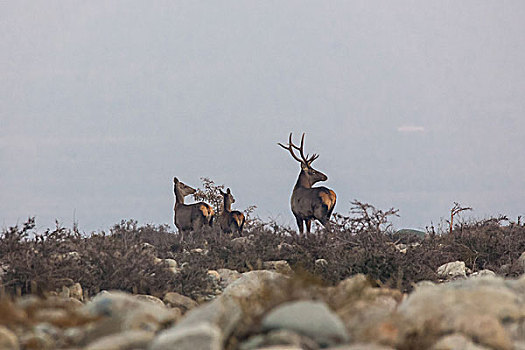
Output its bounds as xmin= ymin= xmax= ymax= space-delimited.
xmin=301 ymin=163 xmax=309 ymax=171
xmin=227 ymin=188 xmax=231 ymax=194
xmin=173 ymin=177 xmax=178 ymax=183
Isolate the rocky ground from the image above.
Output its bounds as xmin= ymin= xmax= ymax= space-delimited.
xmin=2 ymin=259 xmax=525 ymax=350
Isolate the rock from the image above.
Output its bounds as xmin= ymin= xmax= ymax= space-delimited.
xmin=33 ymin=308 xmax=70 ymax=327
xmin=163 ymin=292 xmax=198 ymax=312
xmin=0 ymin=326 xmax=19 ymax=350
xmin=262 ymin=300 xmax=350 ymax=347
xmin=207 ymin=270 xmax=221 ymax=284
xmin=69 ymin=283 xmax=83 ymax=301
xmin=325 ymin=344 xmax=395 ymax=350
xmin=151 ymin=323 xmax=222 ymax=350
xmin=19 ymin=331 xmax=54 ymax=349
xmin=135 ymin=294 xmax=165 ymax=306
xmin=239 ymin=329 xmax=318 ymax=350
xmin=414 ymin=280 xmax=436 ymax=289
xmin=315 ymin=259 xmax=328 ymax=268
xmin=398 ymin=276 xmax=516 ymax=350
xmin=81 ymin=291 xmax=178 ymax=343
xmin=222 ymin=270 xmax=288 ymax=300
xmin=217 ymin=268 xmax=241 ymax=289
xmin=395 ymin=243 xmax=408 ymax=254
xmin=431 ymin=333 xmax=491 ymax=350
xmin=437 ymin=261 xmax=467 ymax=279
xmin=263 ymin=260 xmax=293 ymax=275
xmin=151 ymin=296 xmax=242 ymax=350
xmin=470 ymin=269 xmax=496 ymax=278
xmin=84 ymin=330 xmax=154 ymax=350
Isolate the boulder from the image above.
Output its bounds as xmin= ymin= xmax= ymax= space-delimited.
xmin=84 ymin=330 xmax=154 ymax=350
xmin=431 ymin=333 xmax=491 ymax=350
xmin=239 ymin=329 xmax=318 ymax=350
xmin=437 ymin=261 xmax=467 ymax=279
xmin=261 ymin=300 xmax=350 ymax=347
xmin=217 ymin=268 xmax=241 ymax=289
xmin=0 ymin=326 xmax=19 ymax=350
xmin=398 ymin=276 xmax=517 ymax=350
xmin=150 ymin=296 xmax=242 ymax=350
xmin=222 ymin=270 xmax=288 ymax=300
xmin=81 ymin=291 xmax=178 ymax=343
xmin=163 ymin=292 xmax=198 ymax=312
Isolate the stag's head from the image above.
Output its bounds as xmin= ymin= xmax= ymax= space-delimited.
xmin=278 ymin=133 xmax=328 ymax=186
xmin=173 ymin=177 xmax=197 ymax=197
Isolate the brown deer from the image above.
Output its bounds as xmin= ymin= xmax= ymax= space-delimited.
xmin=173 ymin=177 xmax=214 ymax=240
xmin=219 ymin=188 xmax=245 ymax=235
xmin=278 ymin=133 xmax=336 ymax=234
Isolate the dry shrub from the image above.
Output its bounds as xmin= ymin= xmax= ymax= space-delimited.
xmin=1 ymin=206 xmax=525 ymax=299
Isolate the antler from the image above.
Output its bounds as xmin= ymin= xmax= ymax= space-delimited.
xmin=278 ymin=133 xmax=319 ymax=165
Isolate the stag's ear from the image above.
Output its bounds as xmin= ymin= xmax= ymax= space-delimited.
xmin=173 ymin=177 xmax=178 ymax=183
xmin=219 ymin=189 xmax=225 ymax=196
xmin=227 ymin=188 xmax=231 ymax=194
xmin=301 ymin=162 xmax=309 ymax=171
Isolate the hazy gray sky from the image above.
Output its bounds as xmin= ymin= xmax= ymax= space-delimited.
xmin=2 ymin=1 xmax=524 ymax=232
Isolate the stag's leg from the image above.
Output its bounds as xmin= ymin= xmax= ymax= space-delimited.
xmin=295 ymin=217 xmax=304 ymax=234
xmin=305 ymin=219 xmax=312 ymax=234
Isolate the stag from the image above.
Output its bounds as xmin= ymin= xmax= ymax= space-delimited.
xmin=173 ymin=177 xmax=214 ymax=240
xmin=278 ymin=133 xmax=336 ymax=234
xmin=219 ymin=188 xmax=245 ymax=236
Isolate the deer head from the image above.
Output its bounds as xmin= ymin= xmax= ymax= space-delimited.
xmin=278 ymin=133 xmax=328 ymax=188
xmin=173 ymin=177 xmax=197 ymax=202
xmin=219 ymin=188 xmax=235 ymax=211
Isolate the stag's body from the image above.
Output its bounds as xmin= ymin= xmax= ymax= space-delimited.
xmin=279 ymin=133 xmax=336 ymax=234
xmin=173 ymin=177 xmax=214 ymax=239
xmin=219 ymin=188 xmax=245 ymax=235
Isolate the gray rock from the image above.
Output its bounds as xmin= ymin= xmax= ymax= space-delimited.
xmin=135 ymin=294 xmax=165 ymax=306
xmin=151 ymin=295 xmax=242 ymax=350
xmin=217 ymin=268 xmax=241 ymax=289
xmin=163 ymin=292 xmax=198 ymax=312
xmin=222 ymin=270 xmax=287 ymax=299
xmin=150 ymin=323 xmax=222 ymax=350
xmin=470 ymin=269 xmax=496 ymax=278
xmin=239 ymin=329 xmax=319 ymax=350
xmin=398 ymin=276 xmax=516 ymax=350
xmin=262 ymin=300 xmax=350 ymax=347
xmin=315 ymin=259 xmax=328 ymax=268
xmin=81 ymin=291 xmax=178 ymax=342
xmin=0 ymin=326 xmax=19 ymax=350
xmin=84 ymin=330 xmax=154 ymax=350
xmin=437 ymin=261 xmax=467 ymax=279
xmin=325 ymin=344 xmax=394 ymax=350
xmin=431 ymin=333 xmax=491 ymax=350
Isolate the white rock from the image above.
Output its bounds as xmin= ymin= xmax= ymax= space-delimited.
xmin=437 ymin=261 xmax=467 ymax=279
xmin=470 ymin=269 xmax=496 ymax=278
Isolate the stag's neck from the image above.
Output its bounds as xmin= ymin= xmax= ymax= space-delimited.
xmin=294 ymin=170 xmax=311 ymax=189
xmin=174 ymin=186 xmax=185 ymax=206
